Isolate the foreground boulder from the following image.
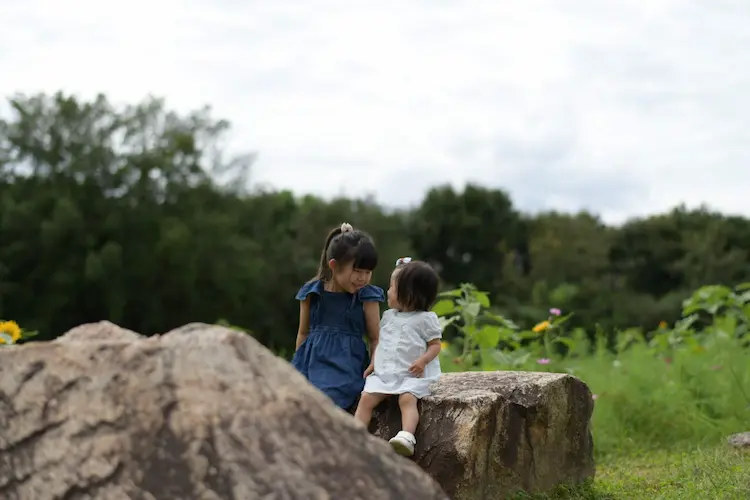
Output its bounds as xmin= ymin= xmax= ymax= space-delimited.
xmin=0 ymin=322 xmax=448 ymax=500
xmin=54 ymin=320 xmax=142 ymax=343
xmin=371 ymin=371 xmax=595 ymax=499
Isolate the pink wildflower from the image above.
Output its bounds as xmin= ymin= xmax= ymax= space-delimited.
xmin=536 ymin=358 xmax=551 ymax=365
xmin=549 ymin=308 xmax=561 ymax=316
xmin=592 ymin=394 xmax=599 ymax=400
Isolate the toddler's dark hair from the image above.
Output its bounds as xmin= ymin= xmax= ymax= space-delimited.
xmin=394 ymin=260 xmax=440 ymax=312
xmin=316 ymin=223 xmax=378 ymax=281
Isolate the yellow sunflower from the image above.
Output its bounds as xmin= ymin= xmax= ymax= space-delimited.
xmin=532 ymin=320 xmax=550 ymax=333
xmin=0 ymin=321 xmax=22 ymax=344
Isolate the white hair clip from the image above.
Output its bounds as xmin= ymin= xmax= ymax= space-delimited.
xmin=340 ymin=222 xmax=353 ymax=233
xmin=395 ymin=257 xmax=412 ymax=266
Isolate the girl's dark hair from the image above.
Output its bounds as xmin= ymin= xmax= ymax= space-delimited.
xmin=316 ymin=223 xmax=378 ymax=281
xmin=394 ymin=260 xmax=440 ymax=312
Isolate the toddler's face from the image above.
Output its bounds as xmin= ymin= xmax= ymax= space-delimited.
xmin=387 ymin=270 xmax=400 ymax=309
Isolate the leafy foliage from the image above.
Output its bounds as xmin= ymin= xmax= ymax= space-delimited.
xmin=2 ymin=92 xmax=750 ymax=355
xmin=435 ymin=281 xmax=750 ymax=460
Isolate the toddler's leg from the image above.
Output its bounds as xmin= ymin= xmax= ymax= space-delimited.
xmin=388 ymin=393 xmax=419 ymax=457
xmin=354 ymin=392 xmax=387 ymax=427
xmin=398 ymin=393 xmax=419 ymax=434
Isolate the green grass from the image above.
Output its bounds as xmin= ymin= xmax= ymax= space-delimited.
xmin=516 ymin=447 xmax=749 ymax=499
xmin=440 ymin=330 xmax=750 ymax=499
xmin=569 ymin=338 xmax=750 ymax=458
xmin=442 ymin=335 xmax=750 ymax=456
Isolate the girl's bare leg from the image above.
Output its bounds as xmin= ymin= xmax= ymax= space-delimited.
xmin=354 ymin=392 xmax=387 ymax=427
xmin=398 ymin=393 xmax=419 ymax=434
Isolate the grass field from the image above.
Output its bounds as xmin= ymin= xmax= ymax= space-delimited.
xmin=518 ymin=447 xmax=749 ymax=499
xmin=442 ymin=337 xmax=750 ymax=498
xmin=437 ymin=283 xmax=750 ymax=499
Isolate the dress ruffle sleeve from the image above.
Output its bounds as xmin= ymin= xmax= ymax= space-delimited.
xmin=417 ymin=312 xmax=443 ymax=342
xmin=295 ymin=280 xmax=324 ymax=301
xmin=358 ymin=284 xmax=385 ymax=302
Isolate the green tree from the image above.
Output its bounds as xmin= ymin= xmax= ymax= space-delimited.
xmin=0 ymin=92 xmax=256 ymax=339
xmin=3 ymin=91 xmax=750 ymax=355
xmin=409 ymin=184 xmax=527 ymax=292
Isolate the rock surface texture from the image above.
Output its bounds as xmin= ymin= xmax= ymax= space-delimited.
xmin=727 ymin=432 xmax=750 ymax=449
xmin=371 ymin=371 xmax=595 ymax=499
xmin=0 ymin=322 xmax=449 ymax=500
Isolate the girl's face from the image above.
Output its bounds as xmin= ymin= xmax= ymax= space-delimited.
xmin=387 ymin=270 xmax=400 ymax=309
xmin=330 ymin=260 xmax=372 ymax=293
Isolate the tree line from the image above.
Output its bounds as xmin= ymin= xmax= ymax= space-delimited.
xmin=1 ymin=92 xmax=749 ymax=353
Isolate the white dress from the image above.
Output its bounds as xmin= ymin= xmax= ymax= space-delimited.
xmin=363 ymin=309 xmax=442 ymax=398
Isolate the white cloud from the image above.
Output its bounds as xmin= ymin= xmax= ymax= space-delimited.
xmin=1 ymin=0 xmax=749 ymax=223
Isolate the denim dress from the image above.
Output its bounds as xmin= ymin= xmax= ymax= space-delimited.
xmin=291 ymin=280 xmax=385 ymax=410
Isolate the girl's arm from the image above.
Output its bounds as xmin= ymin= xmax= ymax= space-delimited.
xmin=409 ymin=339 xmax=442 ymax=376
xmin=420 ymin=339 xmax=442 ymax=364
xmin=363 ymin=301 xmax=381 ymax=361
xmin=295 ymin=298 xmax=311 ymax=350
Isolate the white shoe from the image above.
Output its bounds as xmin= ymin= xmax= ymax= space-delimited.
xmin=389 ymin=431 xmax=416 ymax=457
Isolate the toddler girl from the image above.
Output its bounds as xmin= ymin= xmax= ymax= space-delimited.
xmin=354 ymin=258 xmax=442 ymax=457
xmin=292 ymin=223 xmax=385 ymax=411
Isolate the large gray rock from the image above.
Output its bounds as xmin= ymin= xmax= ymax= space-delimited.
xmin=371 ymin=371 xmax=595 ymax=499
xmin=0 ymin=322 xmax=448 ymax=500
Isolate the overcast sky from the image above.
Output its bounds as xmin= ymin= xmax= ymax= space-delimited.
xmin=2 ymin=0 xmax=749 ymax=223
